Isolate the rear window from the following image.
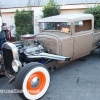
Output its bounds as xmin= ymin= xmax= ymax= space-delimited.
xmin=75 ymin=20 xmax=92 ymax=33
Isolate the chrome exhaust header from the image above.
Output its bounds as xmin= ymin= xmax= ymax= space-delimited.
xmin=27 ymin=52 xmax=70 ymax=61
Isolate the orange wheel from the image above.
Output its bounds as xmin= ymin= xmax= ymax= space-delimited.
xmin=15 ymin=62 xmax=50 ymax=100
xmin=27 ymin=72 xmax=46 ymax=95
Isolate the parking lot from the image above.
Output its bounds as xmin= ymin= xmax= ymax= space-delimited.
xmin=0 ymin=49 xmax=100 ymax=100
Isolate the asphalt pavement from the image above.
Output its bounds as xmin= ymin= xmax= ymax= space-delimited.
xmin=0 ymin=49 xmax=100 ymax=100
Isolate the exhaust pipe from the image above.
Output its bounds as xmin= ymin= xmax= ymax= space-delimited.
xmin=27 ymin=52 xmax=70 ymax=61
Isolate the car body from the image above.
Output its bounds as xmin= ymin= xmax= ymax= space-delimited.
xmin=36 ymin=14 xmax=100 ymax=67
xmin=0 ymin=13 xmax=100 ymax=100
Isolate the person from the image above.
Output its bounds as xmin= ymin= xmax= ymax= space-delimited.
xmin=1 ymin=23 xmax=10 ymax=43
xmin=0 ymin=16 xmax=2 ymax=32
xmin=0 ymin=16 xmax=2 ymax=51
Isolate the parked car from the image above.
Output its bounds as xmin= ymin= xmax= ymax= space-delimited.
xmin=0 ymin=14 xmax=100 ymax=100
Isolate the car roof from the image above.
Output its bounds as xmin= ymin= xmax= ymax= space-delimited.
xmin=38 ymin=13 xmax=94 ymax=22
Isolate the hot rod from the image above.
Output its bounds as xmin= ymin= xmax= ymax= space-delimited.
xmin=0 ymin=14 xmax=100 ymax=100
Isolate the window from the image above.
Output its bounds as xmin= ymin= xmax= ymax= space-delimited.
xmin=39 ymin=22 xmax=71 ymax=33
xmin=75 ymin=20 xmax=92 ymax=33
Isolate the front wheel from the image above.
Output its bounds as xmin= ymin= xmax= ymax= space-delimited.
xmin=15 ymin=62 xmax=50 ymax=100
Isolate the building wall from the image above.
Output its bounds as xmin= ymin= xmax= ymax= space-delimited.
xmin=1 ymin=12 xmax=15 ymax=37
xmin=61 ymin=9 xmax=85 ymax=14
xmin=33 ymin=7 xmax=43 ymax=34
xmin=1 ymin=7 xmax=42 ymax=35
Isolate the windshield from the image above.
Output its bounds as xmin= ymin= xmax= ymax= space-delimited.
xmin=39 ymin=22 xmax=71 ymax=33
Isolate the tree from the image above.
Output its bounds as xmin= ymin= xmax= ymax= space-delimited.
xmin=42 ymin=0 xmax=60 ymax=18
xmin=14 ymin=9 xmax=33 ymax=40
xmin=84 ymin=4 xmax=100 ymax=29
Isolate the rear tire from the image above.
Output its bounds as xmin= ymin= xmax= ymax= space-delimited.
xmin=15 ymin=62 xmax=50 ymax=100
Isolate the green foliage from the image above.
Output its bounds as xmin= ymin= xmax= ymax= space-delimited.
xmin=84 ymin=4 xmax=100 ymax=29
xmin=42 ymin=0 xmax=60 ymax=18
xmin=14 ymin=9 xmax=33 ymax=40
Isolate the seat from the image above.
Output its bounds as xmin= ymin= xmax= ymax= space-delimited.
xmin=61 ymin=27 xmax=70 ymax=33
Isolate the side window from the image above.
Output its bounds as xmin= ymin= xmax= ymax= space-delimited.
xmin=75 ymin=20 xmax=92 ymax=33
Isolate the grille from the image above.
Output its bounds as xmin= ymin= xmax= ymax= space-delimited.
xmin=3 ymin=48 xmax=15 ymax=73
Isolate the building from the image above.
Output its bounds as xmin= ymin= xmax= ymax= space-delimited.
xmin=0 ymin=0 xmax=99 ymax=35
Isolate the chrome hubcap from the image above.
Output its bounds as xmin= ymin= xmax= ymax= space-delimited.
xmin=31 ymin=77 xmax=40 ymax=88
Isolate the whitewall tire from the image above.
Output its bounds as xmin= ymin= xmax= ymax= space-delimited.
xmin=15 ymin=62 xmax=50 ymax=100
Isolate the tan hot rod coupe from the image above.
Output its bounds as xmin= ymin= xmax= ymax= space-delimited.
xmin=0 ymin=14 xmax=100 ymax=100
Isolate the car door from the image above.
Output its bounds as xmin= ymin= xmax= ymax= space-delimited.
xmin=73 ymin=20 xmax=93 ymax=60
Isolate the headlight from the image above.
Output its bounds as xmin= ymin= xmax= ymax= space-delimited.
xmin=12 ymin=60 xmax=22 ymax=72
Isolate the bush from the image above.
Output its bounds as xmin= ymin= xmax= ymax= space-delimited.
xmin=42 ymin=0 xmax=60 ymax=18
xmin=84 ymin=4 xmax=100 ymax=29
xmin=14 ymin=9 xmax=33 ymax=40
